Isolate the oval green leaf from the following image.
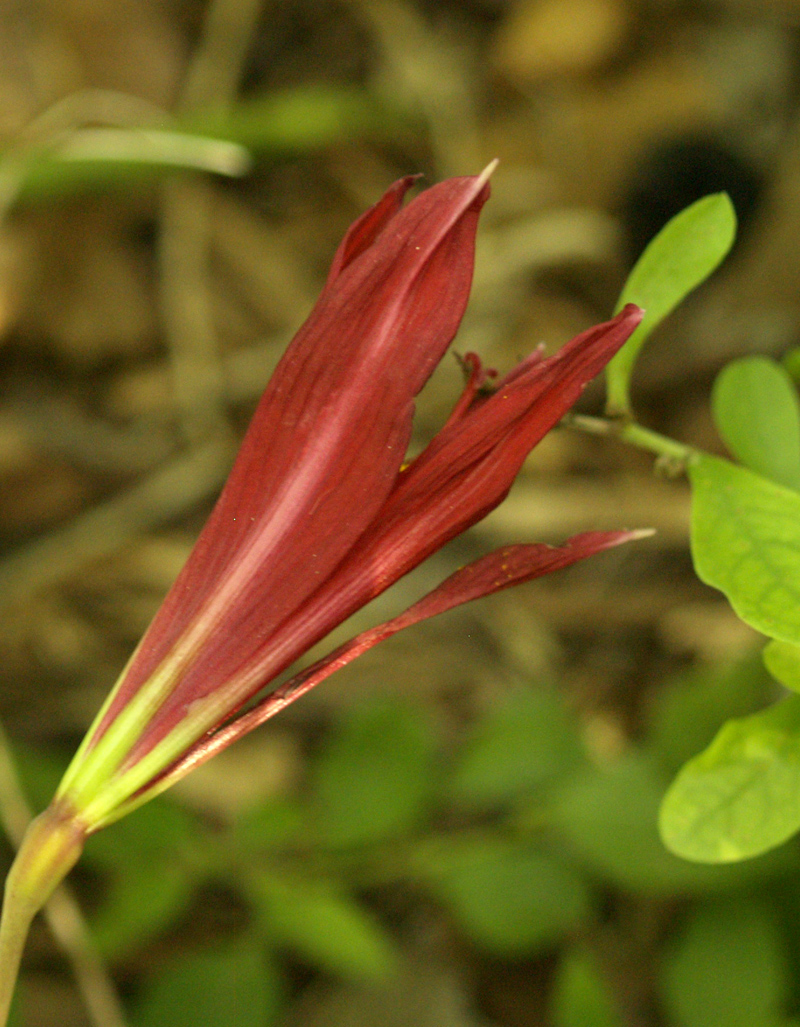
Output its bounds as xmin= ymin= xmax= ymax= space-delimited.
xmin=660 ymin=897 xmax=787 ymax=1027
xmin=689 ymin=455 xmax=800 ymax=644
xmin=421 ymin=839 xmax=591 ymax=957
xmin=312 ymin=697 xmax=435 ymax=848
xmin=134 ymin=939 xmax=282 ymax=1027
xmin=607 ymin=193 xmax=736 ymax=415
xmin=252 ymin=873 xmax=397 ymax=981
xmin=764 ymin=639 xmax=800 ymax=693
xmin=660 ymin=696 xmax=800 ymax=862
xmin=447 ymin=687 xmax=583 ymax=809
xmin=712 ymin=356 xmax=800 ymax=490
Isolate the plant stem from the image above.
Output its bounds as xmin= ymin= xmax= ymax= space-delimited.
xmin=0 ymin=726 xmax=123 ymax=1027
xmin=619 ymin=421 xmax=699 ymax=465
xmin=0 ymin=806 xmax=85 ymax=1027
xmin=562 ymin=412 xmax=700 ymax=468
xmin=0 ymin=891 xmax=34 ymax=1027
xmin=42 ymin=888 xmax=129 ymax=1027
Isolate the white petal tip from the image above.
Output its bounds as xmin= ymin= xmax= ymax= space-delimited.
xmin=476 ymin=158 xmax=500 ymax=188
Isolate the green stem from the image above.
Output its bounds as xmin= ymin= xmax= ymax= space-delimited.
xmin=619 ymin=421 xmax=698 ymax=465
xmin=0 ymin=893 xmax=34 ymax=1027
xmin=0 ymin=804 xmax=86 ymax=1027
xmin=563 ymin=412 xmax=700 ymax=468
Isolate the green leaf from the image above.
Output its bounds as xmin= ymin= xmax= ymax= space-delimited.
xmin=553 ymin=753 xmax=790 ymax=892
xmin=712 ymin=356 xmax=800 ymax=490
xmin=251 ymin=873 xmax=397 ymax=981
xmin=12 ymin=132 xmax=247 ymax=204
xmin=185 ymin=86 xmax=402 ymax=153
xmin=420 ymin=839 xmax=592 ymax=957
xmin=83 ymin=796 xmax=200 ymax=866
xmin=312 ymin=697 xmax=435 ymax=848
xmin=232 ymin=798 xmax=306 ymax=851
xmin=551 ymin=947 xmax=623 ymax=1027
xmin=447 ymin=687 xmax=584 ymax=809
xmin=689 ymin=455 xmax=800 ymax=644
xmin=81 ymin=798 xmax=202 ymax=956
xmin=646 ymin=654 xmax=772 ymax=775
xmin=90 ymin=859 xmax=195 ymax=959
xmin=660 ymin=695 xmax=800 ymax=862
xmin=764 ymin=639 xmax=800 ymax=693
xmin=782 ymin=346 xmax=800 ymax=384
xmin=15 ymin=87 xmax=401 ymax=203
xmin=606 ymin=193 xmax=736 ymax=415
xmin=660 ymin=897 xmax=787 ymax=1027
xmin=134 ymin=938 xmax=282 ymax=1027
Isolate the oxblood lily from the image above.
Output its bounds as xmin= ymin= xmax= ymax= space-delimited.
xmin=0 ymin=167 xmax=644 ymax=1011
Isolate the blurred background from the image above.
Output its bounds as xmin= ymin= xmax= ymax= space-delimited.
xmin=1 ymin=0 xmax=800 ymax=1025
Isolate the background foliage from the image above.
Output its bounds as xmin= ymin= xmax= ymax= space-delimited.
xmin=3 ymin=1 xmax=800 ymax=1025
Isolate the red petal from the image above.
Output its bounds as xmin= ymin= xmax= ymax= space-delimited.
xmin=324 ymin=175 xmax=420 ymax=286
xmin=407 ymin=305 xmax=644 ymax=487
xmin=141 ymin=530 xmax=646 ymax=793
xmin=212 ymin=306 xmax=644 ymax=689
xmin=115 ymin=305 xmax=642 ymax=750
xmin=104 ymin=174 xmax=492 ymax=755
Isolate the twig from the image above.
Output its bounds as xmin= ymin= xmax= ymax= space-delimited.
xmin=158 ymin=178 xmax=232 ymax=445
xmin=0 ymin=439 xmax=234 ymax=613
xmin=347 ymin=0 xmax=483 ymax=177
xmin=158 ymin=0 xmax=264 ymax=446
xmin=0 ymin=721 xmax=127 ymax=1027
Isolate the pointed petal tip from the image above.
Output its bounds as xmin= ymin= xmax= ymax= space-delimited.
xmin=595 ymin=526 xmax=655 ymax=549
xmin=625 ymin=527 xmax=656 ymax=540
xmin=476 ymin=158 xmax=500 ymax=188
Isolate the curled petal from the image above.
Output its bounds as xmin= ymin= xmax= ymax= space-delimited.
xmin=440 ymin=352 xmax=496 ymax=431
xmin=131 ymin=529 xmax=650 ymax=808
